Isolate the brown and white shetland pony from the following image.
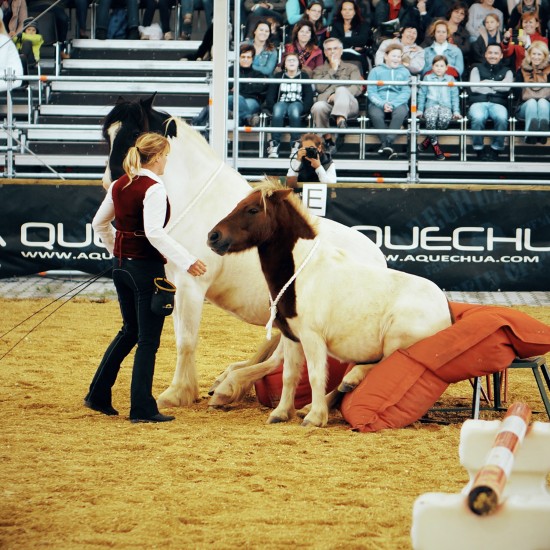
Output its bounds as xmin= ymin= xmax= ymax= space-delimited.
xmin=208 ymin=181 xmax=453 ymax=427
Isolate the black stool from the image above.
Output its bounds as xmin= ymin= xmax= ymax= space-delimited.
xmin=428 ymin=356 xmax=550 ymax=421
xmin=472 ymin=356 xmax=550 ymax=420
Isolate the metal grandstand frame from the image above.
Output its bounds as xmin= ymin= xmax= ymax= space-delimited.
xmin=2 ymin=0 xmax=550 ymax=185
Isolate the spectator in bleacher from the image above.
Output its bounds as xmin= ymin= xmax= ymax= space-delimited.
xmin=74 ymin=0 xmax=91 ymax=38
xmin=243 ymin=1 xmax=286 ymax=40
xmin=2 ymin=0 xmax=27 ymax=37
xmin=300 ymin=0 xmax=329 ymax=47
xmin=286 ymin=132 xmax=337 ymax=186
xmin=184 ymin=20 xmax=212 ymax=59
xmin=245 ymin=18 xmax=278 ymax=76
xmin=284 ymin=19 xmax=324 ymax=75
xmin=502 ymin=12 xmax=548 ymax=70
xmin=466 ymin=0 xmax=505 ymax=42
xmin=141 ymin=0 xmax=173 ymax=40
xmin=467 ymin=43 xmax=513 ymax=160
xmin=443 ymin=2 xmax=471 ymax=63
xmin=13 ymin=17 xmax=43 ymax=71
xmin=508 ymin=0 xmax=549 ymax=38
xmin=515 ymin=39 xmax=550 ymax=143
xmin=417 ymin=54 xmax=461 ymax=160
xmin=422 ymin=19 xmax=465 ymax=77
xmin=329 ymin=0 xmax=372 ymax=75
xmin=180 ymin=0 xmax=213 ymax=40
xmin=228 ymin=43 xmax=268 ymax=126
xmin=420 ymin=0 xmax=457 ymax=22
xmin=375 ymin=24 xmax=425 ymax=75
xmin=287 ymin=0 xmax=337 ymax=27
xmin=367 ymin=43 xmax=411 ymax=159
xmin=471 ymin=12 xmax=504 ymax=65
xmin=374 ymin=0 xmax=431 ymax=40
xmin=27 ymin=0 xmax=70 ymax=56
xmin=286 ymin=0 xmax=310 ymax=26
xmin=0 ymin=17 xmax=23 ymax=91
xmin=311 ymin=36 xmax=363 ymax=154
xmin=95 ymin=0 xmax=139 ymax=40
xmin=264 ymin=52 xmax=314 ymax=158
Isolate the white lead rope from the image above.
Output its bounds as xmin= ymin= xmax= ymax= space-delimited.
xmin=265 ymin=237 xmax=320 ymax=340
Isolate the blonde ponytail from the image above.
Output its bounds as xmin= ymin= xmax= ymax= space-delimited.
xmin=122 ymin=132 xmax=171 ymax=182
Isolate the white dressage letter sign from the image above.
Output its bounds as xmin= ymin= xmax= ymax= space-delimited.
xmin=302 ymin=184 xmax=327 ymax=217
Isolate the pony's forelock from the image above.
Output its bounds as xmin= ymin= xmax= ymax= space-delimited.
xmin=249 ymin=179 xmax=318 ymax=232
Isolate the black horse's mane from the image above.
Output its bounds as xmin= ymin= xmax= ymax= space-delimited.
xmin=101 ymin=99 xmax=174 ymax=140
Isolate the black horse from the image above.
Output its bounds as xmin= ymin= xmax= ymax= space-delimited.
xmin=102 ymin=93 xmax=177 ymax=182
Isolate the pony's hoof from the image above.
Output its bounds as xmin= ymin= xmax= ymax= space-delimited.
xmin=338 ymin=381 xmax=356 ymax=393
xmin=296 ymin=405 xmax=311 ymax=418
xmin=208 ymin=393 xmax=232 ymax=407
xmin=267 ymin=415 xmax=287 ymax=424
xmin=301 ymin=419 xmax=320 ymax=428
xmin=207 ymin=379 xmax=221 ymax=396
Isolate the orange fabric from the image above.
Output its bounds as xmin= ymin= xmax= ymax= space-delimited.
xmin=401 ymin=302 xmax=550 ymax=382
xmin=254 ymin=357 xmax=351 ymax=409
xmin=340 ymin=352 xmax=449 ymax=432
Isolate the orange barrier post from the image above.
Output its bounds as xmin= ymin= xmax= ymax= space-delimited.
xmin=467 ymin=402 xmax=532 ymax=515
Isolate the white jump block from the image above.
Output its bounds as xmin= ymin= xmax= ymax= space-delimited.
xmin=411 ymin=420 xmax=550 ymax=550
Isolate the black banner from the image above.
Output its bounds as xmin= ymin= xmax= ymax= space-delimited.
xmin=0 ymin=183 xmax=112 ymax=278
xmin=1 ymin=183 xmax=549 ymax=290
xmin=323 ymin=186 xmax=550 ymax=291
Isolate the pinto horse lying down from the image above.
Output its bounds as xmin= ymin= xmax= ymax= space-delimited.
xmin=208 ymin=182 xmax=453 ymax=427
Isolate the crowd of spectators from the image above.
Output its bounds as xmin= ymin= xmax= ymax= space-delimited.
xmin=3 ymin=0 xmax=550 ymax=163
xmin=231 ymin=0 xmax=550 ymax=161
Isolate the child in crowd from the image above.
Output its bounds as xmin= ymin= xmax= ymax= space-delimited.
xmin=13 ymin=17 xmax=43 ymax=70
xmin=264 ymin=51 xmax=314 ymax=158
xmin=471 ymin=12 xmax=503 ymax=66
xmin=417 ymin=55 xmax=461 ymax=160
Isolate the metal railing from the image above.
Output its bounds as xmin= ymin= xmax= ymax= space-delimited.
xmin=2 ymin=70 xmax=550 ymax=184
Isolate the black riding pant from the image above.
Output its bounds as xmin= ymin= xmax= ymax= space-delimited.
xmin=86 ymin=257 xmax=166 ymax=419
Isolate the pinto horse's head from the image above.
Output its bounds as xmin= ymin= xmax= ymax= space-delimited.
xmin=208 ymin=183 xmax=315 ymax=256
xmin=101 ymin=93 xmax=176 ymax=188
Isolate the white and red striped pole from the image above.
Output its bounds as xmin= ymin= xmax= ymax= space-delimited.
xmin=467 ymin=402 xmax=532 ymax=516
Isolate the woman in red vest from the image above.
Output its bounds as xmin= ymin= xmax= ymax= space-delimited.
xmin=86 ymin=133 xmax=207 ymax=423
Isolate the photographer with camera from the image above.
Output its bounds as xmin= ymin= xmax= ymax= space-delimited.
xmin=286 ymin=132 xmax=337 ymax=187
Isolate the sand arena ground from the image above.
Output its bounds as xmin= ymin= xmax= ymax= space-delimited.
xmin=0 ymin=279 xmax=549 ymax=549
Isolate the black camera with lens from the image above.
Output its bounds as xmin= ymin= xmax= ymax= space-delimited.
xmin=305 ymin=146 xmax=319 ymax=159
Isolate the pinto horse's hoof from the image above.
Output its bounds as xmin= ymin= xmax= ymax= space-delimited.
xmin=296 ymin=406 xmax=311 ymax=418
xmin=338 ymin=381 xmax=356 ymax=393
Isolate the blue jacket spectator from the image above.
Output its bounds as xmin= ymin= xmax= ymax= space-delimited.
xmin=422 ymin=19 xmax=465 ymax=77
xmin=417 ymin=55 xmax=461 ymax=160
xmin=245 ymin=18 xmax=278 ymax=76
xmin=367 ymin=43 xmax=412 ymax=159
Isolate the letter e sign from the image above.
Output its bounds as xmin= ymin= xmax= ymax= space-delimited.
xmin=302 ymin=184 xmax=327 ymax=217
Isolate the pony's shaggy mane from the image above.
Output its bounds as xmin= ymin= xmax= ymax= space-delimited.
xmin=250 ymin=179 xmax=319 ymax=234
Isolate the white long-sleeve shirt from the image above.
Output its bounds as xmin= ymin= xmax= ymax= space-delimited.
xmin=92 ymin=169 xmax=197 ymax=272
xmin=286 ymin=163 xmax=338 ymax=184
xmin=0 ymin=34 xmax=23 ymax=92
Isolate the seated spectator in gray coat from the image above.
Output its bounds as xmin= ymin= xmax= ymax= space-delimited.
xmin=311 ymin=37 xmax=363 ymax=154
